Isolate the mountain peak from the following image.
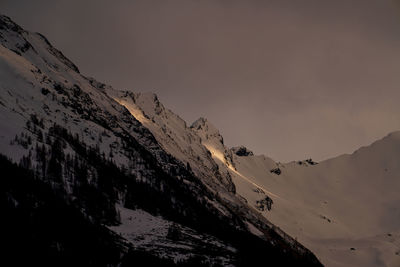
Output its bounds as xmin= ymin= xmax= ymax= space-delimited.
xmin=133 ymin=91 xmax=160 ymax=103
xmin=0 ymin=14 xmax=79 ymax=74
xmin=191 ymin=117 xmax=207 ymax=127
xmin=191 ymin=117 xmax=218 ymax=134
xmin=348 ymin=130 xmax=400 ymax=160
xmin=191 ymin=117 xmax=223 ymax=144
xmin=130 ymin=91 xmax=164 ymax=118
xmin=0 ymin=14 xmax=23 ymax=33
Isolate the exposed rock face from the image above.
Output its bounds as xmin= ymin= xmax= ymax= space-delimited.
xmin=232 ymin=146 xmax=254 ymax=157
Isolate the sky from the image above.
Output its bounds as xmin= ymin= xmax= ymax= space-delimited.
xmin=1 ymin=0 xmax=400 ymax=162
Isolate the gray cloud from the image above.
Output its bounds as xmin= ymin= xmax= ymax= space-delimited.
xmin=1 ymin=0 xmax=400 ymax=161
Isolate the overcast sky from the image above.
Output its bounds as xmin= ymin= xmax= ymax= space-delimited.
xmin=2 ymin=0 xmax=400 ymax=162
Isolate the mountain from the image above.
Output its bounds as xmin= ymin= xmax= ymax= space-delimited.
xmin=217 ymin=132 xmax=400 ymax=267
xmin=104 ymin=68 xmax=400 ymax=266
xmin=0 ymin=15 xmax=321 ymax=266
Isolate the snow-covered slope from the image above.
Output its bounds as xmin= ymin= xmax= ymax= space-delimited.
xmin=191 ymin=117 xmax=237 ymax=187
xmin=183 ymin=97 xmax=400 ymax=267
xmin=4 ymin=12 xmax=398 ymax=266
xmin=105 ymin=42 xmax=400 ymax=266
xmin=107 ymin=90 xmax=235 ymax=192
xmin=0 ymin=14 xmax=321 ymax=266
xmin=109 ymin=205 xmax=237 ymax=264
xmin=222 ymin=132 xmax=400 ymax=267
xmin=106 ymin=86 xmax=325 ymax=265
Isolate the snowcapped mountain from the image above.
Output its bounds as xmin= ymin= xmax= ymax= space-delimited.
xmin=107 ymin=91 xmax=235 ymax=192
xmin=122 ymin=80 xmax=400 ymax=267
xmin=3 ymin=13 xmax=398 ymax=267
xmin=0 ymin=14 xmax=321 ymax=266
xmin=212 ymin=132 xmax=400 ymax=267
